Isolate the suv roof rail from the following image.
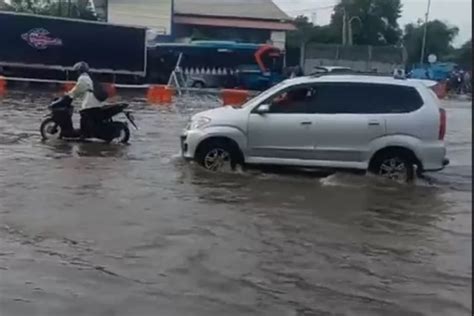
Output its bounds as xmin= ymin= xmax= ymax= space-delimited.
xmin=309 ymin=71 xmax=394 ymax=78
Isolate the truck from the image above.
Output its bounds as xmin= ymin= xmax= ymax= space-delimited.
xmin=0 ymin=11 xmax=147 ymax=83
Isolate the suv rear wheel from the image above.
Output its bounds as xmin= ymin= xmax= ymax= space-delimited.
xmin=369 ymin=150 xmax=415 ymax=183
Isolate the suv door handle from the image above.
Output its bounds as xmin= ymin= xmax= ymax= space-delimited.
xmin=300 ymin=121 xmax=312 ymax=125
xmin=368 ymin=120 xmax=380 ymax=126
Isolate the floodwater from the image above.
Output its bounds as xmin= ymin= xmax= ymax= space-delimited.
xmin=0 ymin=91 xmax=471 ymax=316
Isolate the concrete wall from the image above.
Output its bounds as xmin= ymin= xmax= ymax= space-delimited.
xmin=303 ymin=43 xmax=407 ymax=75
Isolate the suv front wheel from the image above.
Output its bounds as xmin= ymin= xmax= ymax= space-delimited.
xmin=369 ymin=150 xmax=415 ymax=183
xmin=195 ymin=140 xmax=241 ymax=172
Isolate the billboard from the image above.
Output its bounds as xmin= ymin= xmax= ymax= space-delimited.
xmin=0 ymin=12 xmax=147 ymax=75
xmin=106 ymin=0 xmax=173 ymax=35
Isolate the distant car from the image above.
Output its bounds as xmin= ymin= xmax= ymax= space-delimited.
xmin=311 ymin=66 xmax=354 ymax=75
xmin=181 ymin=75 xmax=449 ymax=182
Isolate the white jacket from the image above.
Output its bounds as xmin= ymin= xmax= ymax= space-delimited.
xmin=67 ymin=73 xmax=102 ymax=110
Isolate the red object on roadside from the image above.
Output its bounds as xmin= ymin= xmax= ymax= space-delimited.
xmin=432 ymin=81 xmax=447 ymax=99
xmin=439 ymin=108 xmax=447 ymax=140
xmin=104 ymin=83 xmax=117 ymax=98
xmin=63 ymin=81 xmax=75 ymax=93
xmin=0 ymin=77 xmax=6 ymax=96
xmin=221 ymin=89 xmax=250 ymax=107
xmin=147 ymin=85 xmax=174 ymax=104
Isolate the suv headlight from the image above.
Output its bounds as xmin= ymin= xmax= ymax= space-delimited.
xmin=190 ymin=116 xmax=211 ymax=130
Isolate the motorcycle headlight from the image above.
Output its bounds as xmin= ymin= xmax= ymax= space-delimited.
xmin=190 ymin=116 xmax=211 ymax=130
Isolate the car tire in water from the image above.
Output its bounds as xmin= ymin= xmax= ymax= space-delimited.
xmin=40 ymin=118 xmax=61 ymax=140
xmin=369 ymin=150 xmax=415 ymax=183
xmin=196 ymin=140 xmax=240 ymax=172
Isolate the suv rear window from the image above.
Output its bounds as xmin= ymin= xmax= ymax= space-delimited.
xmin=311 ymin=83 xmax=424 ymax=114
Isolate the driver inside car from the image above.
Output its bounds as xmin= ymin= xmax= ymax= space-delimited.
xmin=271 ymin=88 xmax=311 ymax=113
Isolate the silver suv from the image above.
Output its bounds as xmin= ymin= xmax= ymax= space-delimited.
xmin=180 ymin=75 xmax=449 ymax=181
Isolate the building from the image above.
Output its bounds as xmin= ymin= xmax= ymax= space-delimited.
xmin=92 ymin=0 xmax=294 ymax=48
xmin=173 ymin=0 xmax=294 ymax=49
xmin=0 ymin=0 xmax=12 ymax=10
xmin=93 ymin=0 xmax=173 ymax=36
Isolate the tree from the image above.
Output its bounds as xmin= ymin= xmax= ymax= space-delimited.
xmin=449 ymin=39 xmax=472 ymax=69
xmin=8 ymin=0 xmax=97 ymax=20
xmin=287 ymin=15 xmax=337 ymax=47
xmin=287 ymin=0 xmax=404 ymax=48
xmin=286 ymin=15 xmax=338 ymax=66
xmin=330 ymin=0 xmax=403 ymax=46
xmin=403 ymin=20 xmax=459 ymax=65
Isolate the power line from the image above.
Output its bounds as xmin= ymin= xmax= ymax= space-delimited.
xmin=284 ymin=4 xmax=338 ymax=14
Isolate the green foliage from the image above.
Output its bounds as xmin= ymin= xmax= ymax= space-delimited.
xmin=7 ymin=0 xmax=97 ymax=21
xmin=286 ymin=0 xmax=463 ymax=69
xmin=288 ymin=0 xmax=403 ymax=47
xmin=286 ymin=15 xmax=337 ymax=46
xmin=448 ymin=39 xmax=472 ymax=69
xmin=330 ymin=0 xmax=403 ymax=45
xmin=403 ymin=20 xmax=459 ymax=65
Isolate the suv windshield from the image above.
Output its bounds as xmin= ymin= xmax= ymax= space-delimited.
xmin=241 ymin=81 xmax=289 ymax=108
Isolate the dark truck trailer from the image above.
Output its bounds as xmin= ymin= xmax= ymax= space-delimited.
xmin=0 ymin=11 xmax=147 ymax=83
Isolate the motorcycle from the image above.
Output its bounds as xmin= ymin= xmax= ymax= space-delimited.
xmin=40 ymin=96 xmax=138 ymax=143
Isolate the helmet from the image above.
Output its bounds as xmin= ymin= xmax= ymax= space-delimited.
xmin=72 ymin=61 xmax=90 ymax=74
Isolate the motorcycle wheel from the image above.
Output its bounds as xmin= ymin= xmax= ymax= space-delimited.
xmin=40 ymin=118 xmax=62 ymax=140
xmin=109 ymin=123 xmax=130 ymax=144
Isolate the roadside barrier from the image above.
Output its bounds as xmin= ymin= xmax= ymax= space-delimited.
xmin=0 ymin=76 xmax=454 ymax=105
xmin=1 ymin=76 xmax=256 ymax=105
xmin=221 ymin=89 xmax=251 ymax=107
xmin=147 ymin=85 xmax=175 ymax=104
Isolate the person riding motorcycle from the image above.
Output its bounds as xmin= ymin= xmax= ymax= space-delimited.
xmin=67 ymin=61 xmax=104 ymax=135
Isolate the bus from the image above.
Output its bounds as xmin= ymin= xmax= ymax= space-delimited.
xmin=147 ymin=41 xmax=284 ymax=90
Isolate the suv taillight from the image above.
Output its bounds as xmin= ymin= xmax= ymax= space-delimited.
xmin=439 ymin=108 xmax=446 ymax=140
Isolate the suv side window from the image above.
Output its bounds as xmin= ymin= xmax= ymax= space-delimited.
xmin=263 ymin=86 xmax=316 ymax=114
xmin=310 ymin=83 xmax=424 ymax=114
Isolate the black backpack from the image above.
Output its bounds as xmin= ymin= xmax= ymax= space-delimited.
xmin=90 ymin=76 xmax=109 ymax=102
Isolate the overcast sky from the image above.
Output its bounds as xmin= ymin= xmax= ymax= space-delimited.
xmin=274 ymin=0 xmax=472 ymax=47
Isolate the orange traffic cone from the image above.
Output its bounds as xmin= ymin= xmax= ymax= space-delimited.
xmin=147 ymin=85 xmax=165 ymax=104
xmin=221 ymin=89 xmax=250 ymax=107
xmin=161 ymin=86 xmax=175 ymax=104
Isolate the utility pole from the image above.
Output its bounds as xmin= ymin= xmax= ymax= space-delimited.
xmin=342 ymin=8 xmax=347 ymax=45
xmin=58 ymin=0 xmax=62 ymax=16
xmin=419 ymin=0 xmax=432 ymax=65
xmin=67 ymin=0 xmax=72 ymax=17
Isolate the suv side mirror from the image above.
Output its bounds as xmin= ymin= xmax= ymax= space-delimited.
xmin=256 ymin=103 xmax=270 ymax=114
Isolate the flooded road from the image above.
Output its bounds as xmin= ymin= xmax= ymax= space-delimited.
xmin=0 ymin=91 xmax=471 ymax=316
